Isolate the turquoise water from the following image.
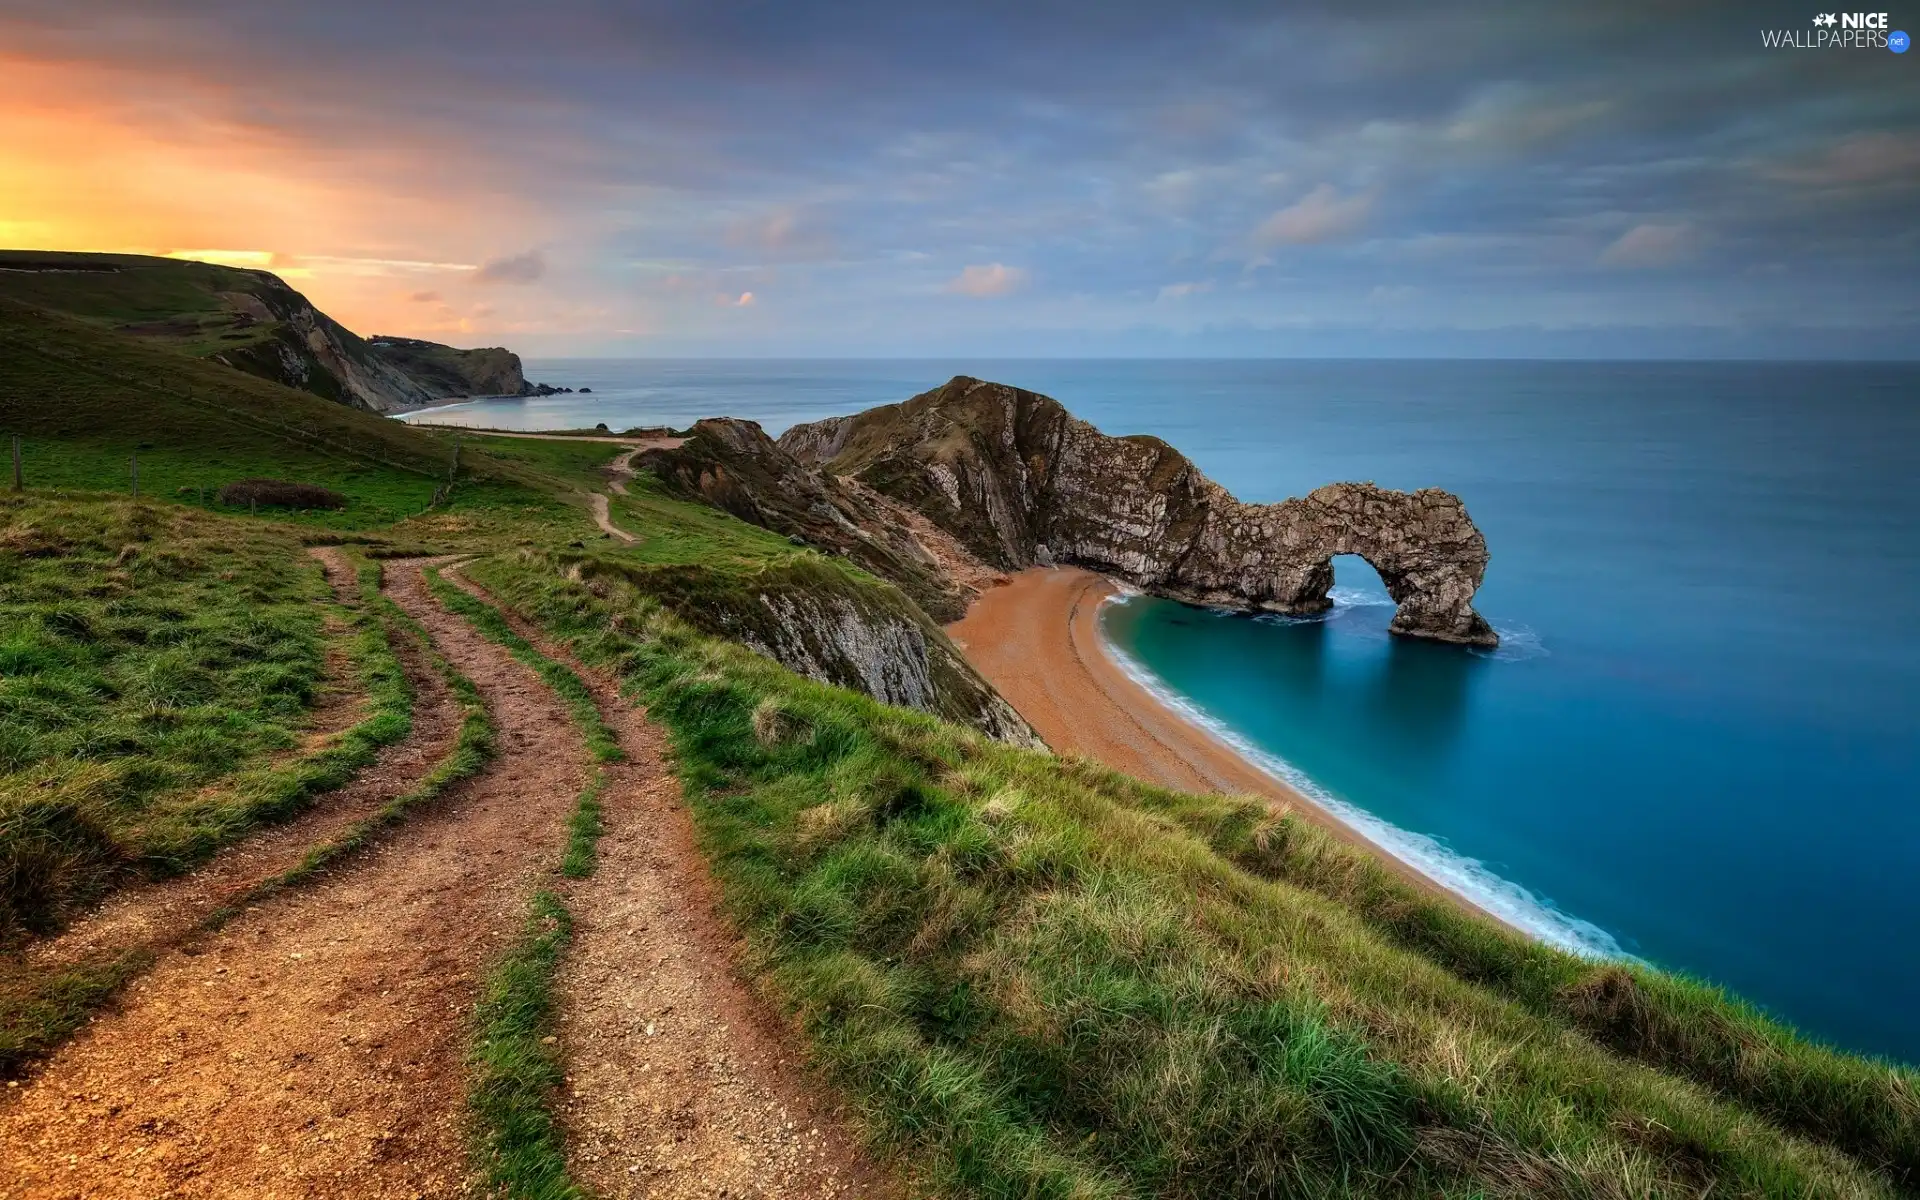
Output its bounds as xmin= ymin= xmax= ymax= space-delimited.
xmin=405 ymin=359 xmax=1920 ymax=1064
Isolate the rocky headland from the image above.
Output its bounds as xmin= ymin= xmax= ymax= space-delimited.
xmin=644 ymin=375 xmax=1498 ymax=646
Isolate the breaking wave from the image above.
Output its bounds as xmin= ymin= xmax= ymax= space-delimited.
xmin=1097 ymin=594 xmax=1622 ymax=959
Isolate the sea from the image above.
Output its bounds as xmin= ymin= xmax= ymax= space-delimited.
xmin=401 ymin=359 xmax=1920 ymax=1064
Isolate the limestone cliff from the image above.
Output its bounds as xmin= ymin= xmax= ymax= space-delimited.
xmin=558 ymin=552 xmax=1041 ymax=747
xmin=363 ymin=336 xmax=534 ymax=400
xmin=658 ymin=376 xmax=1497 ymax=646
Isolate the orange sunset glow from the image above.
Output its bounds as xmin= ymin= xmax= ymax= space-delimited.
xmin=0 ymin=46 xmax=594 ymax=340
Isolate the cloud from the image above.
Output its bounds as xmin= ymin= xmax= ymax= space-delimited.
xmin=725 ymin=210 xmax=836 ymax=260
xmin=1765 ymin=133 xmax=1920 ymax=188
xmin=1254 ymin=185 xmax=1375 ymax=247
xmin=734 ymin=291 xmax=755 ymax=307
xmin=408 ymin=290 xmax=441 ymax=303
xmin=1157 ymin=280 xmax=1213 ymax=301
xmin=474 ymin=249 xmax=546 ymax=284
xmin=946 ymin=263 xmax=1027 ymax=297
xmin=1599 ymin=223 xmax=1698 ymax=269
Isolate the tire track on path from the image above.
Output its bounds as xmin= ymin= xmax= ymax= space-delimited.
xmin=442 ymin=565 xmax=899 ymax=1200
xmin=0 ymin=560 xmax=592 ymax=1200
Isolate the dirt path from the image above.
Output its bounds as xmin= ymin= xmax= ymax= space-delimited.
xmin=441 ymin=566 xmax=898 ymax=1200
xmin=591 ymin=492 xmax=637 ymax=543
xmin=17 ymin=550 xmax=461 ymax=977
xmin=589 ymin=439 xmax=682 ymax=543
xmin=0 ymin=560 xmax=593 ymax=1200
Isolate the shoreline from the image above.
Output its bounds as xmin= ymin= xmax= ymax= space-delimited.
xmin=946 ymin=566 xmax=1524 ymax=934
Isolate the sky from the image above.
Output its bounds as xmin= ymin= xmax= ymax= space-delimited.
xmin=1 ymin=0 xmax=1916 ymax=357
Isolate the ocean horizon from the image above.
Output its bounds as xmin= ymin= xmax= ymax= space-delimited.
xmin=402 ymin=356 xmax=1920 ymax=1065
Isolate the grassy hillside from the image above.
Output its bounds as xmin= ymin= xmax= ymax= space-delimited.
xmin=2 ymin=303 xmax=1915 ymax=1196
xmin=0 ymin=498 xmax=399 ymax=935
xmin=0 ymin=250 xmax=530 ymax=410
xmin=0 ymin=252 xmax=283 ymax=357
xmin=0 ymin=301 xmax=583 ymax=530
xmin=472 ymin=548 xmax=1920 ymax=1198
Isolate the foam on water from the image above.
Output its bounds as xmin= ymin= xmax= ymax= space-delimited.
xmin=1098 ymin=593 xmax=1624 ymax=959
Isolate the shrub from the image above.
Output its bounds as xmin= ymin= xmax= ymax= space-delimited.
xmin=216 ymin=479 xmax=348 ymax=510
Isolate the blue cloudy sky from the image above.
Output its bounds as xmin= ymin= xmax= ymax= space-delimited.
xmin=2 ymin=0 xmax=1916 ymax=355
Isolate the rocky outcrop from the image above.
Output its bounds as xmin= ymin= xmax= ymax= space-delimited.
xmin=562 ymin=553 xmax=1041 ymax=747
xmin=201 ymin=273 xmax=441 ymax=413
xmin=638 ymin=418 xmax=976 ymax=621
xmin=722 ymin=376 xmax=1498 ymax=645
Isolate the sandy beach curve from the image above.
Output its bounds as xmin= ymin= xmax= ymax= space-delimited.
xmin=947 ymin=566 xmax=1513 ymax=927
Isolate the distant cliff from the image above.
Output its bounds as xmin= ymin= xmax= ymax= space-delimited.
xmin=647 ymin=376 xmax=1498 ymax=646
xmin=363 ymin=336 xmax=531 ymax=401
xmin=0 ymin=251 xmax=551 ymax=414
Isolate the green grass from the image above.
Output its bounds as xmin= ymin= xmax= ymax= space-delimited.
xmin=0 ymin=301 xmax=600 ymax=535
xmin=0 ymin=947 xmax=154 ymax=1077
xmin=466 ymin=549 xmax=1920 ymax=1200
xmin=444 ymin=583 xmax=614 ymax=1199
xmin=202 ymin=556 xmax=496 ymax=921
xmin=469 ymin=890 xmax=585 ymax=1200
xmin=467 ymin=767 xmax=610 ymax=1199
xmin=0 ymin=539 xmax=425 ymax=1075
xmin=561 ymin=772 xmax=607 ymax=881
xmin=0 ymin=496 xmax=422 ymax=935
xmin=455 ymin=434 xmax=638 ymax=494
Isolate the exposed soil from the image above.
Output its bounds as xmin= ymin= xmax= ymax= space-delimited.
xmin=17 ymin=551 xmax=461 ymax=976
xmin=3 ymin=541 xmax=897 ymax=1200
xmin=591 ymin=492 xmax=637 ymax=543
xmin=0 ymin=559 xmax=592 ymax=1199
xmin=442 ymin=566 xmax=899 ymax=1200
xmin=838 ymin=475 xmax=1006 ymax=600
xmin=593 ymin=440 xmax=681 ymax=542
xmin=603 ymin=440 xmax=683 ymax=497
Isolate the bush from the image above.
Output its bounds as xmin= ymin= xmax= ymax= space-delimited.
xmin=217 ymin=479 xmax=348 ymax=510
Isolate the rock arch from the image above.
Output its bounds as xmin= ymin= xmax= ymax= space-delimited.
xmin=708 ymin=376 xmax=1499 ymax=647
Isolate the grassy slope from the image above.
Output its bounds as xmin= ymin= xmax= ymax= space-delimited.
xmin=0 ymin=302 xmax=594 ymax=532
xmin=0 ymin=498 xmax=335 ymax=932
xmin=0 ymin=252 xmax=278 ymax=357
xmin=3 ymin=303 xmax=1916 ymax=1195
xmin=468 ymin=548 xmax=1920 ymax=1199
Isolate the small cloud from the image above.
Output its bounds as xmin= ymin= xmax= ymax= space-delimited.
xmin=1255 ymin=185 xmax=1375 ymax=247
xmin=946 ymin=263 xmax=1027 ymax=297
xmin=474 ymin=250 xmax=546 ymax=285
xmin=409 ymin=290 xmax=441 ymax=303
xmin=727 ymin=210 xmax=835 ymax=260
xmin=1599 ymin=223 xmax=1698 ymax=269
xmin=1765 ymin=133 xmax=1920 ymax=187
xmin=1157 ymin=280 xmax=1213 ymax=302
xmin=1367 ymin=284 xmax=1416 ymax=303
xmin=734 ymin=291 xmax=755 ymax=307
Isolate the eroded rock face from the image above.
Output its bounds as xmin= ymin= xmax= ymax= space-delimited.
xmin=660 ymin=376 xmax=1496 ymax=645
xmin=782 ymin=378 xmax=1497 ymax=645
xmin=638 ymin=418 xmax=973 ymax=622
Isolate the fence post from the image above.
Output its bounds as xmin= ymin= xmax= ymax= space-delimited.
xmin=11 ymin=435 xmax=20 ymax=492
